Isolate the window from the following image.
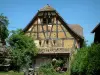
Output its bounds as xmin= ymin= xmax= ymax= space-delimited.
xmin=46 ymin=40 xmax=49 ymax=44
xmin=53 ymin=40 xmax=56 ymax=45
xmin=43 ymin=18 xmax=52 ymax=24
xmin=43 ymin=18 xmax=46 ymax=24
xmin=48 ymin=18 xmax=52 ymax=24
xmin=39 ymin=40 xmax=41 ymax=46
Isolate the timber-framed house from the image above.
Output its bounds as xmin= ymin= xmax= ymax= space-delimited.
xmin=23 ymin=4 xmax=84 ymax=70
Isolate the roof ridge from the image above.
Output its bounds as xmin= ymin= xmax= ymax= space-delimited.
xmin=39 ymin=4 xmax=55 ymax=11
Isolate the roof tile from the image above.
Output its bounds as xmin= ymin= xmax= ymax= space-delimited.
xmin=69 ymin=24 xmax=83 ymax=37
xmin=39 ymin=4 xmax=55 ymax=11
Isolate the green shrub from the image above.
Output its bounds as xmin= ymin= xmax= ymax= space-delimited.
xmin=71 ymin=44 xmax=100 ymax=75
xmin=38 ymin=62 xmax=67 ymax=75
xmin=8 ymin=29 xmax=38 ymax=71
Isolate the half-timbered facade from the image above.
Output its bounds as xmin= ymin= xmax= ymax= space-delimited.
xmin=23 ymin=5 xmax=84 ymax=70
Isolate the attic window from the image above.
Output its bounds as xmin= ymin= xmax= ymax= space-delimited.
xmin=43 ymin=18 xmax=46 ymax=24
xmin=48 ymin=18 xmax=52 ymax=24
xmin=43 ymin=17 xmax=52 ymax=24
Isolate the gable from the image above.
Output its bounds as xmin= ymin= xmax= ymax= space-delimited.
xmin=24 ymin=13 xmax=74 ymax=39
xmin=24 ymin=12 xmax=83 ymax=39
xmin=23 ymin=5 xmax=84 ymax=48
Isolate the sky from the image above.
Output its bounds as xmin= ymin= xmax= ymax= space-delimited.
xmin=0 ymin=0 xmax=100 ymax=45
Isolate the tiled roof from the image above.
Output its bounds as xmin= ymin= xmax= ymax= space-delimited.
xmin=39 ymin=4 xmax=55 ymax=11
xmin=69 ymin=24 xmax=83 ymax=37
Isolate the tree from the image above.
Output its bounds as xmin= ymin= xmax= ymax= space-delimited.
xmin=8 ymin=29 xmax=38 ymax=71
xmin=82 ymin=40 xmax=87 ymax=47
xmin=0 ymin=13 xmax=9 ymax=44
xmin=0 ymin=14 xmax=10 ymax=71
xmin=71 ymin=44 xmax=100 ymax=75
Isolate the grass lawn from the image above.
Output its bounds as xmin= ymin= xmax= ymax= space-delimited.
xmin=0 ymin=71 xmax=24 ymax=75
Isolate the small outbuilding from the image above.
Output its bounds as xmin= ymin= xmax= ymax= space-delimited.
xmin=91 ymin=23 xmax=100 ymax=43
